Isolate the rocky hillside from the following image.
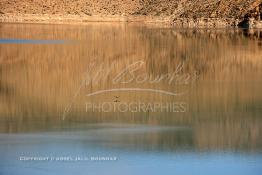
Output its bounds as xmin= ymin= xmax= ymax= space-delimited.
xmin=0 ymin=0 xmax=261 ymax=19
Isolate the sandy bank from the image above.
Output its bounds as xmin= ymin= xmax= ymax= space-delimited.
xmin=0 ymin=14 xmax=171 ymax=26
xmin=1 ymin=14 xmax=262 ymax=29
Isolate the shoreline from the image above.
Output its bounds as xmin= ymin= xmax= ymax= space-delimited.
xmin=0 ymin=14 xmax=171 ymax=25
xmin=0 ymin=14 xmax=262 ymax=28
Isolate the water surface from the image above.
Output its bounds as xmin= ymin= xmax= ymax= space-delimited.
xmin=0 ymin=23 xmax=262 ymax=175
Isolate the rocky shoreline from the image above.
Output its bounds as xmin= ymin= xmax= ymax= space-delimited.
xmin=0 ymin=14 xmax=262 ymax=29
xmin=172 ymin=17 xmax=262 ymax=28
xmin=0 ymin=14 xmax=171 ymax=26
xmin=0 ymin=0 xmax=261 ymax=28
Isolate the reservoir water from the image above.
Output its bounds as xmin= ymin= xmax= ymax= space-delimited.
xmin=0 ymin=23 xmax=262 ymax=175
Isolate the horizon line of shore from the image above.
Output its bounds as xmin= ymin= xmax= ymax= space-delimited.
xmin=1 ymin=14 xmax=262 ymax=29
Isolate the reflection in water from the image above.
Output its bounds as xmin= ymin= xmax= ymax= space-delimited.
xmin=0 ymin=23 xmax=262 ymax=175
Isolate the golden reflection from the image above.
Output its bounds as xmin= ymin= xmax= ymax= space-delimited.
xmin=0 ymin=23 xmax=261 ymax=151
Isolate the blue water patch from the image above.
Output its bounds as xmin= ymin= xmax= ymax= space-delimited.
xmin=0 ymin=39 xmax=67 ymax=44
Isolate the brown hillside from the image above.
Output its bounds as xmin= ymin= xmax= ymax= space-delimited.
xmin=0 ymin=0 xmax=261 ymax=19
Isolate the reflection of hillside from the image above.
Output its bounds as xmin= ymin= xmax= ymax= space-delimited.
xmin=0 ymin=23 xmax=262 ymax=151
xmin=0 ymin=23 xmax=261 ymax=115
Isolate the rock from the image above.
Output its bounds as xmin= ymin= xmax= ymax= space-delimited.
xmin=249 ymin=18 xmax=255 ymax=28
xmin=254 ymin=20 xmax=262 ymax=28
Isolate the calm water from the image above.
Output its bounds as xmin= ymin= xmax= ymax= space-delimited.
xmin=0 ymin=23 xmax=262 ymax=175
